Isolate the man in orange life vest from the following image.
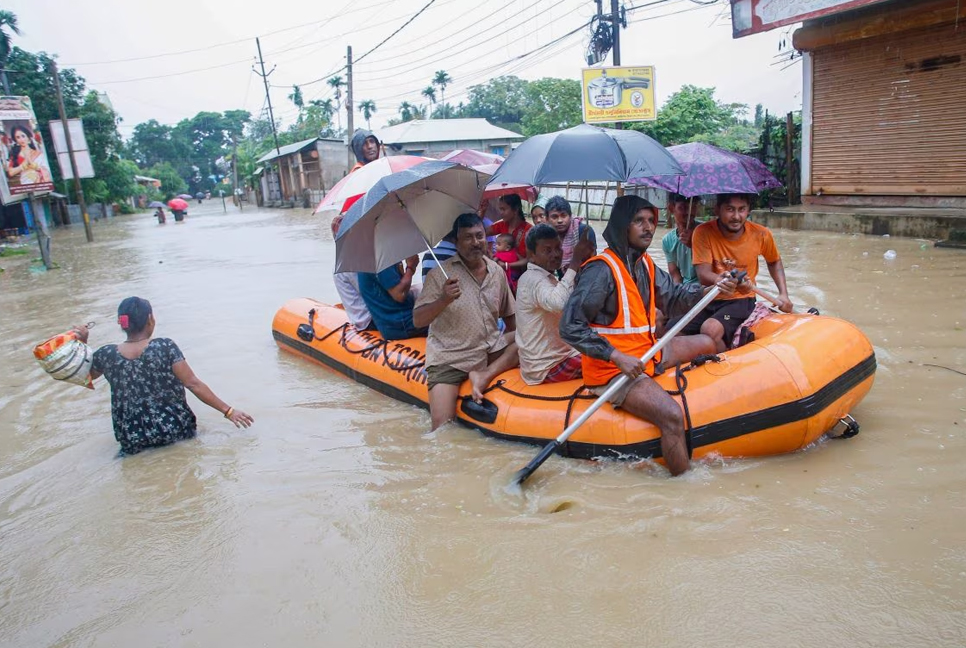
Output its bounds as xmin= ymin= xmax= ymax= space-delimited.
xmin=560 ymin=195 xmax=737 ymax=475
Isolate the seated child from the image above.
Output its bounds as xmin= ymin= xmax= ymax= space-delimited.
xmin=494 ymin=233 xmax=521 ymax=292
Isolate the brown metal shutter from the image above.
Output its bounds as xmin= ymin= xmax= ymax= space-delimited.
xmin=811 ymin=22 xmax=966 ymax=196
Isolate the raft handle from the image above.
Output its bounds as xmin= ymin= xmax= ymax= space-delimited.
xmin=832 ymin=414 xmax=860 ymax=439
xmin=296 ymin=308 xmax=318 ymax=342
xmin=461 ymin=397 xmax=499 ymax=424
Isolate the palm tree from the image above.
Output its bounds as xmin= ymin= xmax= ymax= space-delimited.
xmin=0 ymin=11 xmax=21 ymax=95
xmin=327 ymin=75 xmax=344 ymax=131
xmin=399 ymin=101 xmax=416 ymax=123
xmin=432 ymin=70 xmax=452 ymax=114
xmin=308 ymin=98 xmax=335 ymax=136
xmin=311 ymin=98 xmax=335 ymax=123
xmin=358 ymin=99 xmax=376 ymax=129
xmin=288 ymin=85 xmax=304 ymax=123
xmin=421 ymin=86 xmax=436 ymax=116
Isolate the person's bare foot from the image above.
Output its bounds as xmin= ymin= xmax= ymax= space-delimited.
xmin=467 ymin=370 xmax=489 ymax=403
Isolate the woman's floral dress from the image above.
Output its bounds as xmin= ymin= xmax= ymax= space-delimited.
xmin=92 ymin=338 xmax=197 ymax=455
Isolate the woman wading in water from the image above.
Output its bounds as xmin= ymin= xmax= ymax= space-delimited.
xmin=73 ymin=297 xmax=253 ymax=455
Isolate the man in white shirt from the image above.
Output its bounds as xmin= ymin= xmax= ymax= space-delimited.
xmin=515 ymin=223 xmax=595 ymax=385
xmin=331 ymin=214 xmax=372 ymax=330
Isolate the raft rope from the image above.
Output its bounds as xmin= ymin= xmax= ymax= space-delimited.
xmin=297 ymin=309 xmax=426 ymax=374
xmin=663 ymin=354 xmax=723 ymax=460
xmin=479 ymin=354 xmax=723 ymax=458
xmin=298 ymin=309 xmax=723 ymax=457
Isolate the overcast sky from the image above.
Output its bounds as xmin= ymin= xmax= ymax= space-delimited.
xmin=9 ymin=0 xmax=803 ymax=136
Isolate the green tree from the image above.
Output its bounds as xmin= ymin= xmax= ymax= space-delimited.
xmin=288 ymin=85 xmax=304 ymax=122
xmin=432 ymin=70 xmax=452 ymax=113
xmin=462 ymin=76 xmax=528 ymax=132
xmin=398 ymin=101 xmax=416 ymax=123
xmin=77 ymin=90 xmax=134 ymax=203
xmin=327 ymin=75 xmax=344 ymax=131
xmin=430 ymin=103 xmax=456 ymax=119
xmin=521 ymin=78 xmax=582 ymax=136
xmin=146 ymin=161 xmax=187 ymax=198
xmin=128 ymin=119 xmax=191 ymax=171
xmin=389 ymin=102 xmax=426 ymax=126
xmin=164 ymin=110 xmax=250 ymax=191
xmin=310 ymin=98 xmax=334 ymax=122
xmin=357 ymin=99 xmax=376 ymax=129
xmin=0 ymin=10 xmax=21 ymax=94
xmin=421 ymin=86 xmax=436 ymax=115
xmin=631 ymin=85 xmax=746 ymax=146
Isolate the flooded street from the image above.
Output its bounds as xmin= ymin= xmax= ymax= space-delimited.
xmin=1 ymin=203 xmax=964 ymax=647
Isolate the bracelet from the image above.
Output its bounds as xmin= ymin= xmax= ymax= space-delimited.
xmin=224 ymin=407 xmax=234 ymax=419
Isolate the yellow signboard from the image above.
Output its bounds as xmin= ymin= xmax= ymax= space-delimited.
xmin=581 ymin=66 xmax=656 ymax=124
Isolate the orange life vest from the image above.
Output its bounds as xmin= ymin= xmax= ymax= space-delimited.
xmin=581 ymin=248 xmax=660 ymax=387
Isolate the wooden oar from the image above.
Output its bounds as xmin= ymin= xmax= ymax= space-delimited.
xmin=751 ymin=285 xmax=784 ymax=308
xmin=750 ymin=285 xmax=820 ymax=315
xmin=509 ymin=282 xmax=727 ymax=489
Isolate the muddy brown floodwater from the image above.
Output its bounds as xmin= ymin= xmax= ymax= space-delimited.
xmin=1 ymin=204 xmax=964 ymax=647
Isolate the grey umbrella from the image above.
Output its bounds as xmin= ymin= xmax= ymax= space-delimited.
xmin=335 ymin=160 xmax=489 ymax=278
xmin=487 ymin=123 xmax=683 ymax=187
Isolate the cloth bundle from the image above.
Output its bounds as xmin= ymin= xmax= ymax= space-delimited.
xmin=33 ymin=328 xmax=94 ymax=389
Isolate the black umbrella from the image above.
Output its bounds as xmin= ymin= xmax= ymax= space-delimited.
xmin=487 ymin=123 xmax=683 ymax=186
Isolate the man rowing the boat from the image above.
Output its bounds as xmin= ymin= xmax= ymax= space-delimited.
xmin=560 ymin=195 xmax=736 ymax=475
xmin=414 ymin=213 xmax=519 ymax=430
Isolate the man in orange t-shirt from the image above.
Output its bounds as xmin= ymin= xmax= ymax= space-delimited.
xmin=688 ymin=193 xmax=792 ymax=351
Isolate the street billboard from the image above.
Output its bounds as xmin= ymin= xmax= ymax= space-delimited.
xmin=49 ymin=119 xmax=95 ymax=180
xmin=581 ymin=66 xmax=656 ymax=125
xmin=730 ymin=0 xmax=891 ymax=38
xmin=0 ymin=96 xmax=54 ymax=204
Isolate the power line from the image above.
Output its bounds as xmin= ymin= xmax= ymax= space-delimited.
xmin=87 ymin=59 xmax=251 ymax=85
xmin=63 ymin=0 xmax=401 ymax=66
xmin=357 ymin=6 xmax=587 ymax=97
xmin=357 ymin=0 xmax=523 ymax=69
xmin=270 ymin=0 xmax=447 ymax=90
xmin=364 ymin=17 xmax=589 ymax=106
xmin=356 ymin=0 xmax=439 ymax=64
xmin=356 ymin=0 xmax=559 ymax=80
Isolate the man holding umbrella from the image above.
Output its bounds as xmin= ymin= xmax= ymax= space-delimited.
xmin=413 ymin=213 xmax=518 ymax=430
xmin=561 ymin=196 xmax=736 ymax=476
xmin=350 ymin=129 xmax=381 ymax=172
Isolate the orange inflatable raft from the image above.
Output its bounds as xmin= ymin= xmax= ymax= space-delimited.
xmin=273 ymin=298 xmax=876 ymax=462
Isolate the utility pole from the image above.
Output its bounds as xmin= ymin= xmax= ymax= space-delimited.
xmin=232 ymin=133 xmax=242 ymax=212
xmin=345 ymin=45 xmax=355 ymax=170
xmin=51 ymin=60 xmax=93 ymax=243
xmin=611 ymin=0 xmax=623 ymax=131
xmin=254 ymin=38 xmax=280 ymax=155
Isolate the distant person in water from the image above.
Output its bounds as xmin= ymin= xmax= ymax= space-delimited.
xmin=72 ymin=297 xmax=253 ymax=455
xmin=349 ymin=129 xmax=381 ymax=172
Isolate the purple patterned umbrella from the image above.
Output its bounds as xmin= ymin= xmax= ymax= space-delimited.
xmin=629 ymin=142 xmax=782 ymax=197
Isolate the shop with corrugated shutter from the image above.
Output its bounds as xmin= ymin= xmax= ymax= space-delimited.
xmin=796 ymin=0 xmax=966 ymax=201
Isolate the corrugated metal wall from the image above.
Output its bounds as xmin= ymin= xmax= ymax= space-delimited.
xmin=811 ymin=21 xmax=966 ymax=196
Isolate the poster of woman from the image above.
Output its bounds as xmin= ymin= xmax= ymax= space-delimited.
xmin=0 ymin=96 xmax=54 ymax=204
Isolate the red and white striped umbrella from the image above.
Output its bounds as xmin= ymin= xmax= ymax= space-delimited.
xmin=313 ymin=155 xmax=431 ymax=216
xmin=439 ymin=148 xmax=505 ymax=168
xmin=475 ymin=162 xmax=539 ymax=203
